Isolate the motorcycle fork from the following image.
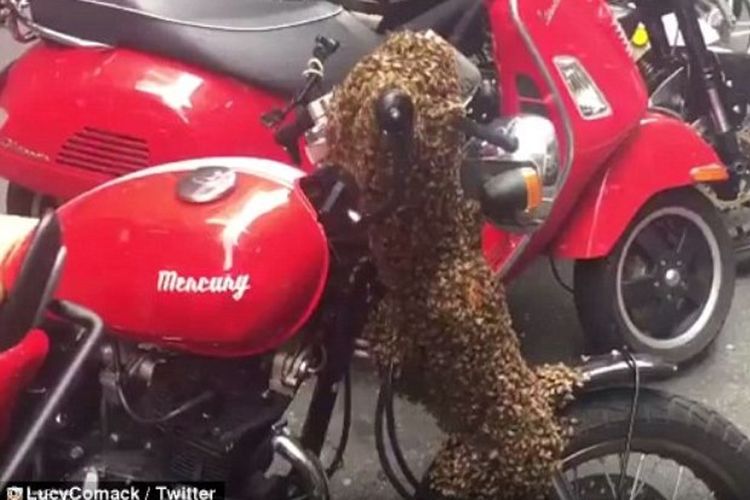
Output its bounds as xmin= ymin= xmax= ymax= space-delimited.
xmin=300 ymin=259 xmax=375 ymax=455
xmin=673 ymin=0 xmax=744 ymax=169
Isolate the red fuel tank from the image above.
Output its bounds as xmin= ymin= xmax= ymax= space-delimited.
xmin=53 ymin=157 xmax=329 ymax=357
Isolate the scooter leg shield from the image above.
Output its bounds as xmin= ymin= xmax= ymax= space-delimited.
xmin=551 ymin=112 xmax=724 ymax=260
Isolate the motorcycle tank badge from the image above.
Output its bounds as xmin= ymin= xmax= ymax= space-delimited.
xmin=176 ymin=165 xmax=237 ymax=204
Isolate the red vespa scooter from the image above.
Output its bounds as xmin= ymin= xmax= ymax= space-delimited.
xmin=470 ymin=0 xmax=737 ymax=364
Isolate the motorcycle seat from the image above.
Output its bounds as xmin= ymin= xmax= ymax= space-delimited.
xmin=28 ymin=0 xmax=384 ymax=96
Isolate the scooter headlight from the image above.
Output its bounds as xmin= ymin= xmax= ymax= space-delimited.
xmin=461 ymin=114 xmax=561 ymax=231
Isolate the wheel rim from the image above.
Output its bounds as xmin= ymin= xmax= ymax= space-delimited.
xmin=558 ymin=432 xmax=744 ymax=500
xmin=560 ymin=450 xmax=718 ymax=499
xmin=615 ymin=206 xmax=722 ymax=351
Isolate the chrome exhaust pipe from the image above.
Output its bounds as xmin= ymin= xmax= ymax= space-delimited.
xmin=272 ymin=430 xmax=330 ymax=500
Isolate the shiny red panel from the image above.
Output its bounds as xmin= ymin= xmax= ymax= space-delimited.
xmin=0 ymin=45 xmax=307 ymax=200
xmin=552 ymin=112 xmax=722 ymax=259
xmin=55 ymin=158 xmax=329 ymax=357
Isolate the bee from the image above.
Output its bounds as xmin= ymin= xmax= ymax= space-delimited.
xmin=326 ymin=31 xmax=581 ymax=499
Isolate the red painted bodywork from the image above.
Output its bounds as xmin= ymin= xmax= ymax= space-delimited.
xmin=52 ymin=159 xmax=329 ymax=357
xmin=0 ymin=329 xmax=48 ymax=442
xmin=552 ymin=112 xmax=722 ymax=259
xmin=0 ymin=43 xmax=307 ymax=200
xmin=481 ymin=0 xmax=721 ymax=278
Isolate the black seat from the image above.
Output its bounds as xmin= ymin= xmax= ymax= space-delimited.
xmin=29 ymin=0 xmax=384 ymax=96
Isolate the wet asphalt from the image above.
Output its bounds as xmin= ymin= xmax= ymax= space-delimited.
xmin=2 ymin=31 xmax=750 ymax=499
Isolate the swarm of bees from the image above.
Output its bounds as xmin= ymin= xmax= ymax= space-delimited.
xmin=326 ymin=32 xmax=581 ymax=498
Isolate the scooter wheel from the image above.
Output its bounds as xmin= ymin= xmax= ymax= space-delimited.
xmin=573 ymin=188 xmax=735 ymax=365
xmin=6 ymin=183 xmax=56 ymax=217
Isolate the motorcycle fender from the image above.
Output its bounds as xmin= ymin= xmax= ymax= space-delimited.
xmin=576 ymin=351 xmax=677 ymax=394
xmin=552 ymin=113 xmax=723 ymax=260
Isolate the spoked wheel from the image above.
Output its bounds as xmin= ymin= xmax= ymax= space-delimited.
xmin=6 ymin=183 xmax=57 ymax=217
xmin=574 ymin=189 xmax=735 ymax=364
xmin=553 ymin=388 xmax=750 ymax=499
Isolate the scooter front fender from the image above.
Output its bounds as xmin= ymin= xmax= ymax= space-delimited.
xmin=552 ymin=112 xmax=723 ymax=260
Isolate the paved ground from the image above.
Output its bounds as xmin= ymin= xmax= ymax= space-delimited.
xmin=3 ymin=32 xmax=750 ymax=499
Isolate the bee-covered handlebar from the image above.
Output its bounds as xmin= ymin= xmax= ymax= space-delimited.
xmin=360 ymin=88 xmax=415 ymax=224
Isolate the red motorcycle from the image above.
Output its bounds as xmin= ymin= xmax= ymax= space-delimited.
xmin=0 ymin=1 xmax=747 ymax=498
xmin=0 ymin=0 xmax=739 ymax=364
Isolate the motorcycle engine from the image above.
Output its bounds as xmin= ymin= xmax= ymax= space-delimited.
xmin=35 ymin=340 xmax=289 ymax=490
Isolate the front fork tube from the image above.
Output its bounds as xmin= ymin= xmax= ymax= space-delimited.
xmin=300 ymin=261 xmax=375 ymax=455
xmin=674 ymin=0 xmax=744 ymax=172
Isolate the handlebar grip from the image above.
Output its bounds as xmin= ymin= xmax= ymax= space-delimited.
xmin=375 ymin=89 xmax=415 ymax=138
xmin=359 ymin=90 xmax=415 ymax=224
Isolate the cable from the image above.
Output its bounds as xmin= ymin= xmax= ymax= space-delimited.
xmin=375 ymin=376 xmax=414 ymax=499
xmin=112 ymin=342 xmax=213 ymax=425
xmin=549 ymin=258 xmax=574 ymax=294
xmin=616 ymin=349 xmax=640 ymax=500
xmin=326 ymin=370 xmax=352 ymax=477
xmin=117 ymin=386 xmax=213 ymax=426
xmin=384 ymin=365 xmax=420 ymax=489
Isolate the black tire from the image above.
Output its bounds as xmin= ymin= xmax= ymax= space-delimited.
xmin=6 ymin=183 xmax=56 ymax=216
xmin=560 ymin=388 xmax=750 ymax=499
xmin=574 ymin=188 xmax=735 ymax=364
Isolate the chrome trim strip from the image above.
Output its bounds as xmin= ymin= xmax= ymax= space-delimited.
xmin=69 ymin=0 xmax=343 ymax=32
xmin=8 ymin=0 xmax=109 ymax=47
xmin=28 ymin=21 xmax=110 ymax=48
xmin=497 ymin=0 xmax=577 ymax=278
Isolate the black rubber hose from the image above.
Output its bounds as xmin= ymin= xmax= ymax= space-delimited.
xmin=384 ymin=365 xmax=420 ymax=489
xmin=375 ymin=381 xmax=414 ymax=499
xmin=326 ymin=370 xmax=352 ymax=477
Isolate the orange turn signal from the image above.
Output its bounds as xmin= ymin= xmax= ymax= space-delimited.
xmin=691 ymin=164 xmax=729 ymax=183
xmin=520 ymin=167 xmax=542 ymax=210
